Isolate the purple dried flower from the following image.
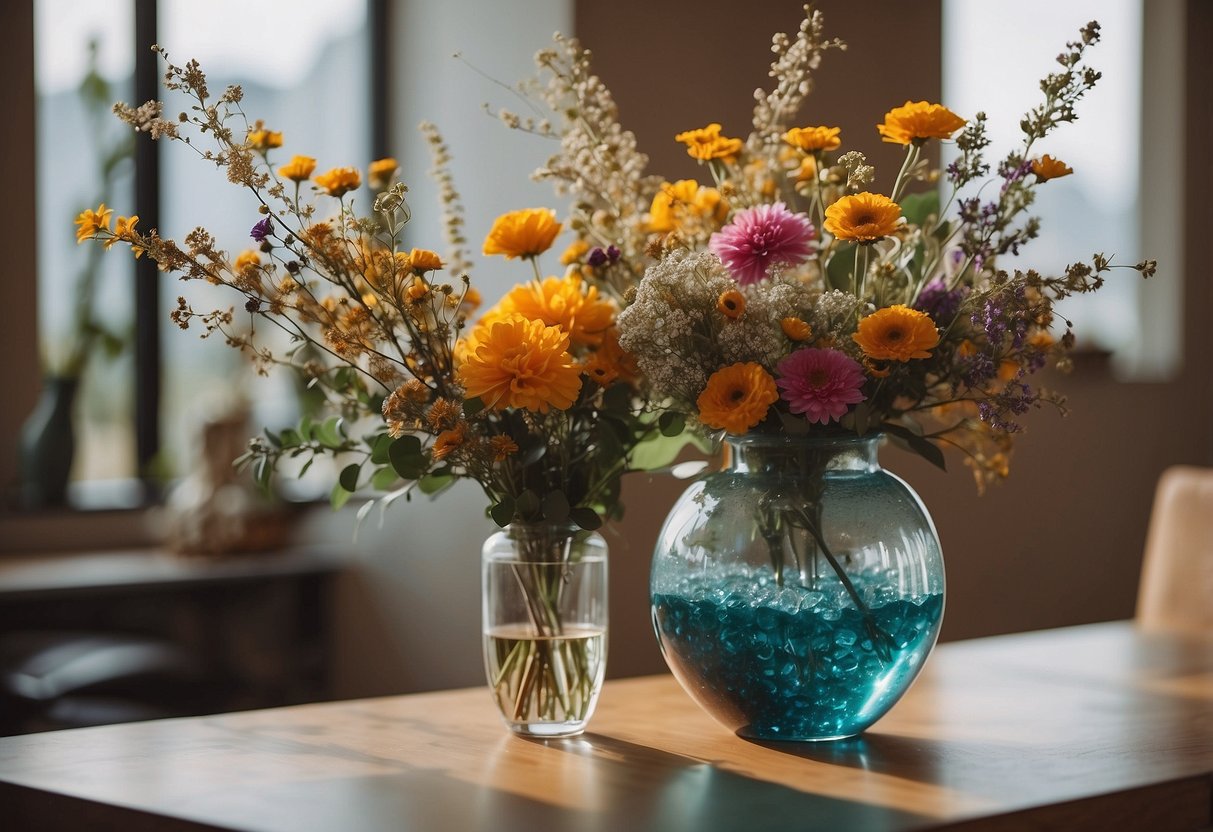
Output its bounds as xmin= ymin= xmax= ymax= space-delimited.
xmin=606 ymin=245 xmax=621 ymax=263
xmin=914 ymin=278 xmax=968 ymax=325
xmin=587 ymin=247 xmax=608 ymax=267
xmin=250 ymin=217 xmax=273 ymax=242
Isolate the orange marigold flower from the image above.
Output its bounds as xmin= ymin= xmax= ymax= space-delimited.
xmin=781 ymin=317 xmax=812 ymax=341
xmin=406 ymin=278 xmax=430 ymax=302
xmin=314 ymin=166 xmax=362 ymax=198
xmin=278 ymin=155 xmax=317 ymax=183
xmin=581 ymin=328 xmax=638 ymax=387
xmin=716 ymin=289 xmax=746 ymax=319
xmin=75 ymin=203 xmax=113 ymax=243
xmin=791 ymin=155 xmax=818 ymax=185
xmin=560 ymin=239 xmax=590 ymax=266
xmin=782 ymin=126 xmax=842 ymax=152
xmin=649 ymin=180 xmax=727 ymax=232
xmin=823 ymin=192 xmax=902 ymax=242
xmin=852 ymin=305 xmax=940 ymax=362
xmin=1031 ymin=155 xmax=1073 ymax=182
xmin=877 ymin=101 xmax=966 ymax=146
xmin=496 ymin=274 xmax=616 ymax=347
xmin=483 ymin=208 xmax=562 ymax=259
xmin=490 ymin=434 xmax=520 ymax=462
xmin=233 ymin=250 xmax=261 ymax=272
xmin=407 ymin=248 xmax=444 ymax=273
xmin=675 ymin=123 xmax=743 ymax=162
xmin=247 ymin=122 xmax=284 ymax=151
xmin=456 ymin=314 xmax=582 ymax=413
xmin=368 ymin=157 xmax=399 ymax=189
xmin=432 ymin=423 xmax=465 ymax=461
xmin=697 ymin=362 xmax=779 ymax=434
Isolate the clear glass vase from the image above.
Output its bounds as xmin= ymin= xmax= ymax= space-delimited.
xmin=482 ymin=523 xmax=608 ymax=737
xmin=651 ymin=433 xmax=944 ymax=741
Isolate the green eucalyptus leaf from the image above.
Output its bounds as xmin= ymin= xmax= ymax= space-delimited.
xmin=516 ymin=489 xmax=541 ymax=519
xmin=462 ymin=396 xmax=486 ymax=417
xmin=316 ymin=417 xmax=345 ymax=449
xmin=569 ymin=507 xmax=603 ymax=531
xmin=419 ymin=473 xmax=455 ymax=495
xmin=825 ymin=242 xmax=855 ymax=292
xmin=339 ymin=463 xmax=361 ymax=493
xmin=900 ymin=190 xmax=941 ymax=228
xmin=658 ymin=411 xmax=686 ymax=438
xmin=330 ymin=481 xmax=352 ymax=510
xmin=369 ymin=433 xmax=393 ymax=464
xmin=371 ymin=466 xmax=399 ymax=491
xmin=490 ymin=497 xmax=515 ymax=527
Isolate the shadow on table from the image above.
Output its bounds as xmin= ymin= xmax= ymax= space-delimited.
xmin=533 ymin=732 xmax=936 ymax=832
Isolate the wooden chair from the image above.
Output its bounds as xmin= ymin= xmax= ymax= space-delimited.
xmin=1136 ymin=465 xmax=1213 ymax=632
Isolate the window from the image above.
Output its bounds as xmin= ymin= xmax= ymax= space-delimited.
xmin=27 ymin=0 xmax=373 ymax=511
xmin=942 ymin=0 xmax=1179 ymax=379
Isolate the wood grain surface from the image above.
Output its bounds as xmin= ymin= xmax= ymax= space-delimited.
xmin=1 ymin=621 xmax=1211 ymax=831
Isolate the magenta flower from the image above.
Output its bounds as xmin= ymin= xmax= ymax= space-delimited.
xmin=709 ymin=202 xmax=815 ymax=285
xmin=776 ymin=348 xmax=867 ymax=424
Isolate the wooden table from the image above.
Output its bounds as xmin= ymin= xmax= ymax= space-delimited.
xmin=1 ymin=621 xmax=1211 ymax=831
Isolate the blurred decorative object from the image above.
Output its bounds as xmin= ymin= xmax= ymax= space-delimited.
xmin=164 ymin=402 xmax=290 ymax=556
xmin=18 ymin=42 xmax=130 ymax=509
xmin=17 ymin=376 xmax=79 ymax=509
xmin=1137 ymin=466 xmax=1213 ymax=633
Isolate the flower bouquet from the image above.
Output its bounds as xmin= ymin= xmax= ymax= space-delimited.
xmin=491 ymin=8 xmax=1154 ymax=739
xmin=77 ymin=52 xmax=660 ymax=735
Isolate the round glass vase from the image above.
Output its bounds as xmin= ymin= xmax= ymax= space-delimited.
xmin=651 ymin=433 xmax=944 ymax=741
xmin=482 ymin=523 xmax=608 ymax=737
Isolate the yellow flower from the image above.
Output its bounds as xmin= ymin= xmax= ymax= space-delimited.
xmin=368 ymin=157 xmax=399 ymax=190
xmin=791 ymin=155 xmax=818 ymax=185
xmin=1031 ymin=155 xmax=1073 ymax=182
xmin=407 ymin=248 xmax=444 ymax=273
xmin=278 ymin=155 xmax=317 ymax=183
xmin=783 ymin=126 xmax=842 ymax=152
xmin=103 ymin=215 xmax=141 ymax=256
xmin=246 ymin=122 xmax=284 ymax=151
xmin=560 ymin=240 xmax=590 ymax=266
xmin=852 ymin=305 xmax=940 ymax=361
xmin=675 ymin=123 xmax=743 ymax=162
xmin=823 ymin=192 xmax=902 ymax=242
xmin=490 ymin=434 xmax=520 ymax=462
xmin=432 ymin=423 xmax=466 ymax=461
xmin=314 ymin=167 xmax=362 ymax=198
xmin=233 ymin=250 xmax=261 ymax=272
xmin=406 ymin=278 xmax=430 ymax=302
xmin=75 ymin=203 xmax=113 ymax=243
xmin=457 ymin=314 xmax=582 ymax=413
xmin=696 ymin=362 xmax=779 ymax=434
xmin=716 ymin=289 xmax=746 ymax=319
xmin=781 ymin=317 xmax=812 ymax=341
xmin=483 ymin=208 xmax=562 ymax=259
xmin=877 ymin=101 xmax=966 ymax=146
xmin=496 ymin=274 xmax=615 ymax=347
xmin=649 ymin=180 xmax=727 ymax=232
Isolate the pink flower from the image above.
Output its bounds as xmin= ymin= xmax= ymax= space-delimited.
xmin=776 ymin=348 xmax=867 ymax=424
xmin=709 ymin=202 xmax=815 ymax=285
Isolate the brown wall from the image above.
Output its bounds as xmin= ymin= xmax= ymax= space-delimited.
xmin=578 ymin=0 xmax=1213 ymax=672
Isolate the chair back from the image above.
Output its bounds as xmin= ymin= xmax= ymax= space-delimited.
xmin=1137 ymin=465 xmax=1213 ymax=632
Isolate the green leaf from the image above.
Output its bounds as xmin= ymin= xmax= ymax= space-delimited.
xmin=388 ymin=435 xmax=426 ymax=479
xmin=900 ymin=190 xmax=941 ymax=228
xmin=825 ymin=242 xmax=855 ymax=292
xmin=419 ymin=473 xmax=455 ymax=495
xmin=658 ymin=411 xmax=686 ymax=438
xmin=369 ymin=433 xmax=393 ymax=465
xmin=330 ymin=481 xmax=352 ymax=510
xmin=371 ymin=466 xmax=399 ymax=491
xmin=517 ymin=440 xmax=547 ymax=467
xmin=264 ymin=428 xmax=282 ymax=448
xmin=490 ymin=497 xmax=515 ymax=527
xmin=339 ymin=463 xmax=361 ymax=493
xmin=541 ymin=490 xmax=570 ymax=522
xmin=462 ymin=396 xmax=486 ymax=417
xmin=278 ymin=428 xmax=301 ymax=448
xmin=883 ymin=422 xmax=947 ymax=472
xmin=569 ymin=507 xmax=602 ymax=531
xmin=776 ymin=409 xmax=811 ymax=435
xmin=601 ymin=383 xmax=633 ymax=414
xmin=515 ymin=489 xmax=541 ymax=519
xmin=298 ymin=458 xmax=314 ymax=478
xmin=631 ymin=432 xmax=699 ymax=472
xmin=316 ymin=417 xmax=346 ymax=449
